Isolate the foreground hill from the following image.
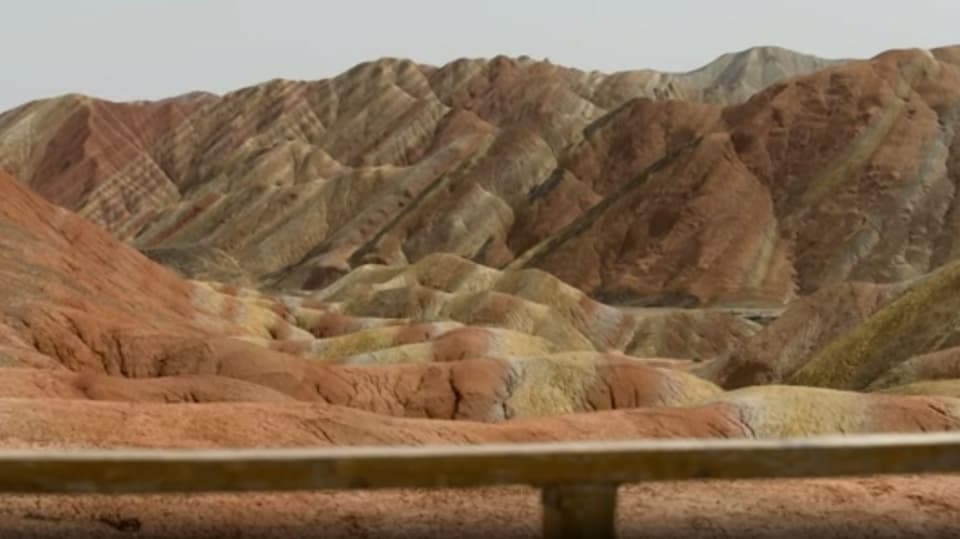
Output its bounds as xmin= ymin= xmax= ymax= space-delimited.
xmin=3 ymin=131 xmax=960 ymax=439
xmin=11 ymin=163 xmax=945 ymax=435
xmin=5 ymin=155 xmax=960 ymax=534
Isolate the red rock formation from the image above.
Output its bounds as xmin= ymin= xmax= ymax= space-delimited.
xmin=0 ymin=49 xmax=856 ymax=305
xmin=0 ymin=169 xmax=728 ymax=421
xmin=5 ymin=46 xmax=960 ymax=537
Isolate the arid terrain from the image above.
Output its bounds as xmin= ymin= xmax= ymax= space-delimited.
xmin=3 ymin=44 xmax=960 ymax=537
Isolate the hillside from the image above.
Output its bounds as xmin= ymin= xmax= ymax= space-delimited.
xmin=0 ymin=46 xmax=848 ymax=306
xmin=6 ymin=44 xmax=960 ymax=537
xmin=3 ymin=158 xmax=960 ymax=533
xmin=5 ymin=47 xmax=960 ymax=307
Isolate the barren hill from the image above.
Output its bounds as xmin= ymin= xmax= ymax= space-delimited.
xmin=3 ymin=163 xmax=960 ymax=536
xmin=6 ymin=47 xmax=960 ymax=307
xmin=0 ymin=46 xmax=846 ymax=306
xmin=6 ymin=44 xmax=960 ymax=537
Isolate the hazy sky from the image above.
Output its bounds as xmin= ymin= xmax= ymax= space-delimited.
xmin=4 ymin=0 xmax=959 ymax=111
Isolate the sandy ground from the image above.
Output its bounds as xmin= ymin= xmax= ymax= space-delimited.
xmin=0 ymin=475 xmax=958 ymax=538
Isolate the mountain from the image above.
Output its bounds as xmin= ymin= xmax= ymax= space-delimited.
xmin=2 ymin=157 xmax=960 ymax=435
xmin=6 ymin=47 xmax=959 ymax=307
xmin=673 ymin=45 xmax=842 ymax=103
xmin=0 ymin=47 xmax=844 ymax=306
xmin=6 ymin=45 xmax=960 ymax=537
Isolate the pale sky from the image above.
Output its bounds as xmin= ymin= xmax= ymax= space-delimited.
xmin=3 ymin=0 xmax=959 ymax=111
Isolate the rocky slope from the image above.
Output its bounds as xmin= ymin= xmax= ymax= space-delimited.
xmin=4 ymin=128 xmax=960 ymax=436
xmin=6 ymin=44 xmax=960 ymax=538
xmin=0 ymin=47 xmax=846 ymax=306
xmin=4 ymin=128 xmax=960 ymax=535
xmin=702 ymin=257 xmax=960 ymax=394
xmin=0 ymin=168 xmax=739 ymax=424
xmin=6 ymin=47 xmax=960 ymax=307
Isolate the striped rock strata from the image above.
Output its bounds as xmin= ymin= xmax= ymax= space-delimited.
xmin=0 ymin=47 xmax=849 ymax=306
xmin=5 ymin=48 xmax=960 ymax=306
xmin=0 ymin=168 xmax=735 ymax=422
xmin=3 ymin=167 xmax=960 ymax=434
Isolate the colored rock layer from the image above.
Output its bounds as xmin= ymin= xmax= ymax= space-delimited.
xmin=1 ymin=46 xmax=846 ymax=306
xmin=4 ymin=44 xmax=960 ymax=538
xmin=5 ymin=138 xmax=960 ymax=439
xmin=6 ymin=47 xmax=960 ymax=307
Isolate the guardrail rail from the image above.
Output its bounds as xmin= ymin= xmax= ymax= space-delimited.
xmin=5 ymin=433 xmax=960 ymax=539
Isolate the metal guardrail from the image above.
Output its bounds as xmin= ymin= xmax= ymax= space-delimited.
xmin=5 ymin=433 xmax=960 ymax=538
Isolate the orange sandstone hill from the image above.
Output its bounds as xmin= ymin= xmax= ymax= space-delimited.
xmin=3 ymin=162 xmax=960 ymax=536
xmin=5 ymin=137 xmax=960 ymax=442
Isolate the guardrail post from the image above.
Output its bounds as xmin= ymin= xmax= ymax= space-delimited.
xmin=541 ymin=483 xmax=618 ymax=539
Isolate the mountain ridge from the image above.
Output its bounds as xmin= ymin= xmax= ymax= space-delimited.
xmin=2 ymin=45 xmax=959 ymax=309
xmin=7 ymin=43 xmax=960 ymax=537
xmin=1 ymin=45 xmax=837 ymax=113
